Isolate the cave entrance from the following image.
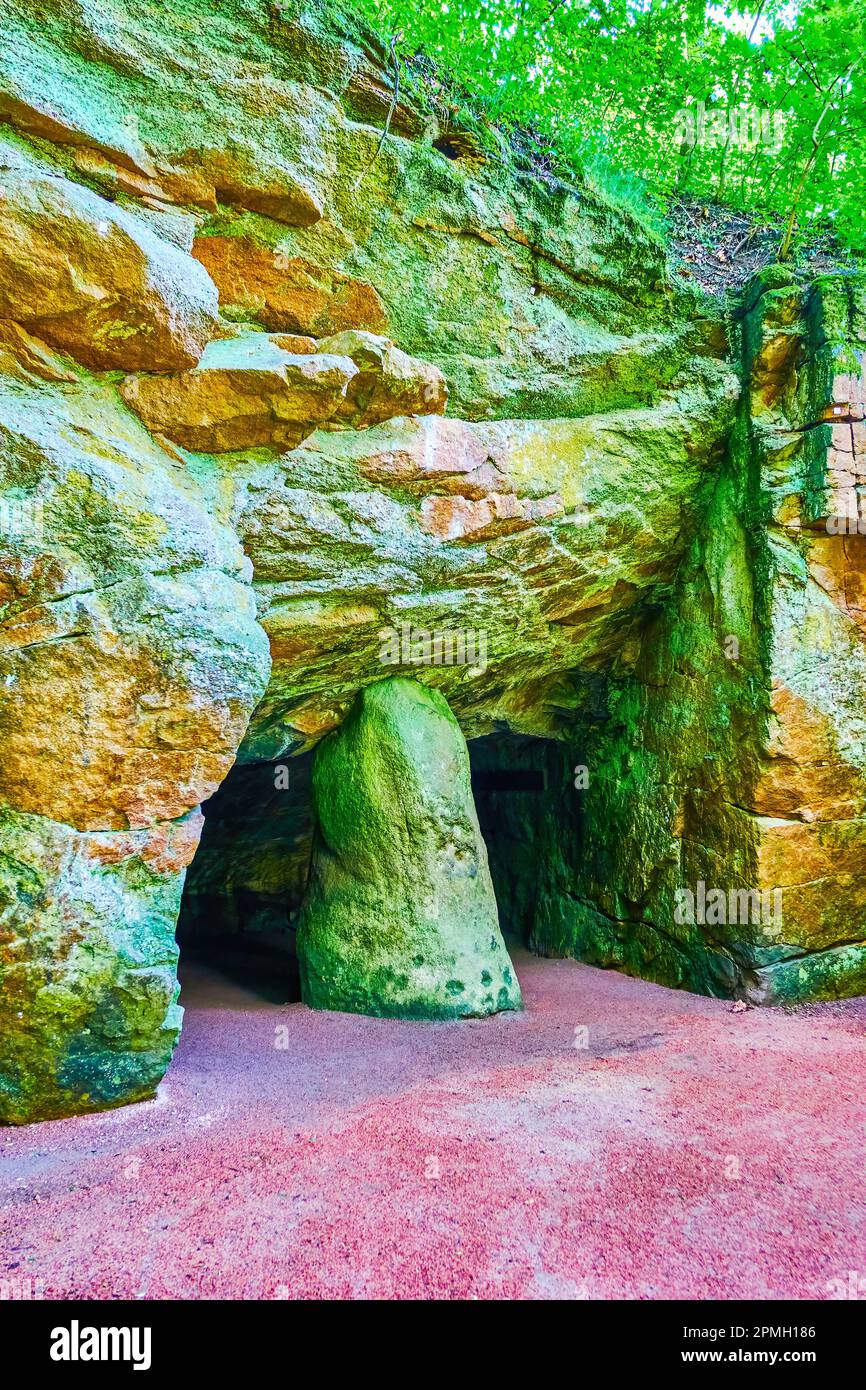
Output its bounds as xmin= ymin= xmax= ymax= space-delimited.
xmin=469 ymin=733 xmax=581 ymax=950
xmin=175 ymin=752 xmax=315 ymax=1004
xmin=175 ymin=729 xmax=581 ymax=1005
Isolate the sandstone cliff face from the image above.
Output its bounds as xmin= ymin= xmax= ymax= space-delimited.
xmin=0 ymin=0 xmax=862 ymax=1123
xmin=490 ymin=271 xmax=866 ymax=1005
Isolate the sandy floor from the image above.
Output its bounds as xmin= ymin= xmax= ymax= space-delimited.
xmin=1 ymin=950 xmax=865 ymax=1300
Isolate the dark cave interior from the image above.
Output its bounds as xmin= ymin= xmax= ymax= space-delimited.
xmin=176 ymin=729 xmax=584 ymax=1002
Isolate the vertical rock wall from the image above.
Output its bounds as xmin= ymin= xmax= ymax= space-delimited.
xmin=0 ymin=370 xmax=272 ymax=1122
xmin=519 ymin=269 xmax=866 ymax=1004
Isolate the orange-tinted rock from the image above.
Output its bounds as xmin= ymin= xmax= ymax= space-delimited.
xmin=344 ymin=66 xmax=432 ymax=141
xmin=0 ymin=169 xmax=219 ymax=370
xmin=120 ymin=333 xmax=358 ymax=452
xmin=161 ymin=152 xmax=324 ymax=225
xmin=752 ymin=679 xmax=866 ymax=822
xmin=320 ymin=414 xmax=501 ymax=496
xmin=317 ymin=330 xmax=447 ymax=428
xmin=821 ymin=370 xmax=866 ymax=422
xmin=192 ymin=236 xmax=387 ymax=336
xmin=0 ymin=372 xmax=271 ymax=835
xmin=71 ymin=146 xmax=170 ymax=203
xmin=272 ymin=333 xmax=320 ymax=355
xmin=83 ymin=809 xmax=205 ymax=875
xmin=806 ymin=533 xmax=866 ymax=635
xmin=0 ymin=87 xmax=157 ymax=181
xmin=0 ymin=320 xmax=77 ymax=384
xmin=420 ymin=490 xmax=561 ymax=542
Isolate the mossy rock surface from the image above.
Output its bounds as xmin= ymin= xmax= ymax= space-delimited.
xmin=298 ymin=677 xmax=522 ymax=1018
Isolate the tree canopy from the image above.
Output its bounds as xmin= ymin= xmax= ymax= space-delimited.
xmin=352 ymin=0 xmax=866 ymax=258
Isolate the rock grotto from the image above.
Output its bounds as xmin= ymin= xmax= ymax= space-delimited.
xmin=1 ymin=0 xmax=865 ymax=1125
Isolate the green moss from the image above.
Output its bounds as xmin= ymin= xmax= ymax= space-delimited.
xmin=297 ymin=677 xmax=522 ymax=1018
xmin=0 ymin=807 xmax=187 ymax=1124
xmin=760 ymin=945 xmax=866 ymax=1004
xmin=519 ymin=296 xmax=773 ymax=997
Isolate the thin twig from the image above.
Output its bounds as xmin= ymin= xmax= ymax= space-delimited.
xmin=354 ymin=33 xmax=402 ymax=191
xmin=673 ymin=199 xmax=703 ymax=231
xmin=732 ymin=225 xmax=758 ymax=256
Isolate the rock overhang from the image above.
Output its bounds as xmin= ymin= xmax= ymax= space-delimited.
xmin=229 ymin=364 xmax=738 ymax=759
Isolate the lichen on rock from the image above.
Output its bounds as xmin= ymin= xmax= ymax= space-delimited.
xmin=191 ymin=236 xmax=388 ymax=337
xmin=316 ymin=330 xmax=448 ymax=428
xmin=0 ymin=161 xmax=219 ymax=371
xmin=120 ymin=333 xmax=360 ymax=452
xmin=0 ymin=367 xmax=271 ymax=1123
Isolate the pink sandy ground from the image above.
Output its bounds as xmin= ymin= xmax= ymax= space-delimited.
xmin=1 ymin=950 xmax=864 ymax=1300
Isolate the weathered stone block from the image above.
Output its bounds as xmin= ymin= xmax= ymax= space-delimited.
xmin=121 ymin=334 xmax=359 ymax=452
xmin=297 ymin=678 xmax=522 ymax=1019
xmin=0 ymin=169 xmax=219 ymax=371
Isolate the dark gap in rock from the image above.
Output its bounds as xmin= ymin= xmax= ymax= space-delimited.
xmin=176 ymin=752 xmax=315 ymax=1003
xmin=470 ymin=732 xmax=583 ymax=949
xmin=473 ymin=768 xmax=546 ymax=792
xmin=175 ymin=728 xmax=583 ymax=1002
xmin=432 ymin=135 xmax=464 ymax=161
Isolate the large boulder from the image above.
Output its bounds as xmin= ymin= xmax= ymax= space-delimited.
xmin=0 ymin=375 xmax=270 ymax=830
xmin=0 ymin=165 xmax=219 ymax=371
xmin=297 ymin=677 xmax=522 ymax=1018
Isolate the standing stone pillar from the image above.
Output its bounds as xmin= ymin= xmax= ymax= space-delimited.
xmin=297 ymin=677 xmax=522 ymax=1018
